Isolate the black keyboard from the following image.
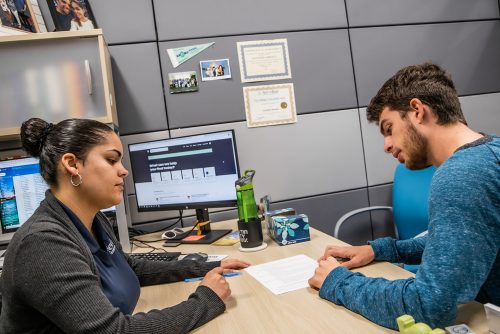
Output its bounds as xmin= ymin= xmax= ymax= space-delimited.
xmin=128 ymin=252 xmax=181 ymax=262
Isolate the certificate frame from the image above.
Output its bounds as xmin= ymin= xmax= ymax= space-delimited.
xmin=243 ymin=83 xmax=297 ymax=128
xmin=237 ymin=39 xmax=292 ymax=83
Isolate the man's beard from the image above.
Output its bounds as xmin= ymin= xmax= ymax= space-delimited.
xmin=404 ymin=121 xmax=431 ymax=170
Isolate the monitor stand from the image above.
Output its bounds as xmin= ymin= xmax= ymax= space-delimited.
xmin=181 ymin=229 xmax=232 ymax=244
xmin=180 ymin=208 xmax=232 ymax=245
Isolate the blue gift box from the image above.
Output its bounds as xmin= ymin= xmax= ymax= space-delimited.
xmin=269 ymin=214 xmax=310 ymax=246
xmin=265 ymin=208 xmax=295 ymax=237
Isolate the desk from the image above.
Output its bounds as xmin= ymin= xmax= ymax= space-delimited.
xmin=133 ymin=219 xmax=488 ymax=333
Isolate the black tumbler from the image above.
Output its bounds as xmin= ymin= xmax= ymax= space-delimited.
xmin=237 ymin=218 xmax=263 ymax=248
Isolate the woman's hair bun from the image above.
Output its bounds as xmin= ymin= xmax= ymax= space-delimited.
xmin=20 ymin=118 xmax=51 ymax=158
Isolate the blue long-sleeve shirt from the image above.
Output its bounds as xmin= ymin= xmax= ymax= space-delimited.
xmin=319 ymin=135 xmax=500 ymax=329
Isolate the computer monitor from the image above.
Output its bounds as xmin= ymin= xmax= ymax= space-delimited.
xmin=128 ymin=130 xmax=240 ymax=244
xmin=0 ymin=155 xmax=117 ymax=237
xmin=0 ymin=156 xmax=48 ymax=235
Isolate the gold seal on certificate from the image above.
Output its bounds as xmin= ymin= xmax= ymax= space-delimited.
xmin=243 ymin=84 xmax=297 ymax=128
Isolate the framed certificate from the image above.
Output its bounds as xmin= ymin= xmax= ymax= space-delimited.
xmin=243 ymin=83 xmax=297 ymax=128
xmin=237 ymin=39 xmax=292 ymax=83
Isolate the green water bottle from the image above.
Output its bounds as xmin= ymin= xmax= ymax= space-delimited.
xmin=235 ymin=170 xmax=258 ymax=222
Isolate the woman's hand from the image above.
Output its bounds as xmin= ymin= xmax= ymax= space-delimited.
xmin=200 ymin=267 xmax=231 ymax=301
xmin=220 ymin=258 xmax=251 ymax=270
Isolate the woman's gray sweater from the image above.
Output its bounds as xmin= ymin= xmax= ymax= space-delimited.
xmin=0 ymin=191 xmax=225 ymax=333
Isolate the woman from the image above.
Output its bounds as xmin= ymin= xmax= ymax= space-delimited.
xmin=216 ymin=64 xmax=224 ymax=76
xmin=69 ymin=0 xmax=94 ymax=31
xmin=0 ymin=118 xmax=250 ymax=333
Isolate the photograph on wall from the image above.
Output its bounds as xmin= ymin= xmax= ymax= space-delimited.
xmin=46 ymin=0 xmax=96 ymax=31
xmin=0 ymin=0 xmax=41 ymax=32
xmin=200 ymin=58 xmax=231 ymax=81
xmin=168 ymin=71 xmax=198 ymax=94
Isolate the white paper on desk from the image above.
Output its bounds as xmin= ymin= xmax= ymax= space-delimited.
xmin=244 ymin=254 xmax=318 ymax=295
xmin=206 ymin=254 xmax=228 ymax=262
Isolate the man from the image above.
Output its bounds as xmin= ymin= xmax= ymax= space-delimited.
xmin=309 ymin=63 xmax=499 ymax=329
xmin=54 ymin=0 xmax=72 ymax=31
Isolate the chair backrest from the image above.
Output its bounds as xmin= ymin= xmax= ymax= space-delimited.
xmin=392 ymin=164 xmax=436 ymax=240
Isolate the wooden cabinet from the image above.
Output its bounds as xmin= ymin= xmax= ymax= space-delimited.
xmin=0 ymin=30 xmax=131 ymax=251
xmin=0 ymin=29 xmax=117 ymax=138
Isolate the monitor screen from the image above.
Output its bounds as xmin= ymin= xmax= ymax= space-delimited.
xmin=0 ymin=156 xmax=48 ymax=233
xmin=128 ymin=130 xmax=240 ymax=212
xmin=0 ymin=156 xmax=115 ymax=234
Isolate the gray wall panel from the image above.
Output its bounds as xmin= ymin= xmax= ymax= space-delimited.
xmin=460 ymin=93 xmax=500 ymax=135
xmin=88 ymin=0 xmax=156 ymax=44
xmin=159 ymin=30 xmax=356 ymax=128
xmin=346 ymin=0 xmax=499 ymax=27
xmin=170 ymin=110 xmax=367 ymax=202
xmin=359 ymin=108 xmax=398 ymax=186
xmin=282 ymin=189 xmax=372 ymax=246
xmin=368 ymin=184 xmax=395 ymax=240
xmin=352 ymin=21 xmax=500 ymax=106
xmin=154 ymin=0 xmax=347 ymax=41
xmin=110 ymin=43 xmax=168 ymax=135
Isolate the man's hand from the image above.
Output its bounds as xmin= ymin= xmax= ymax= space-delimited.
xmin=308 ymin=257 xmax=340 ymax=289
xmin=200 ymin=267 xmax=231 ymax=301
xmin=320 ymin=245 xmax=375 ymax=269
xmin=220 ymin=259 xmax=251 ymax=270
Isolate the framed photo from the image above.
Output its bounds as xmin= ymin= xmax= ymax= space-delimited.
xmin=168 ymin=71 xmax=198 ymax=94
xmin=29 ymin=0 xmax=47 ymax=32
xmin=46 ymin=0 xmax=96 ymax=31
xmin=0 ymin=0 xmax=42 ymax=32
xmin=200 ymin=59 xmax=232 ymax=81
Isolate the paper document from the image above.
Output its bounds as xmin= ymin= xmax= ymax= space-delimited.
xmin=244 ymin=254 xmax=318 ymax=295
xmin=206 ymin=255 xmax=228 ymax=262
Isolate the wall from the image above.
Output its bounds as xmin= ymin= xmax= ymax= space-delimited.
xmin=45 ymin=1 xmax=500 ymax=244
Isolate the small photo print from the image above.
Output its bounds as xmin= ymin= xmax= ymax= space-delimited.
xmin=168 ymin=71 xmax=198 ymax=94
xmin=200 ymin=58 xmax=231 ymax=81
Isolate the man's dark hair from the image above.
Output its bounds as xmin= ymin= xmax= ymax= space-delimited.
xmin=21 ymin=118 xmax=113 ymax=187
xmin=366 ymin=63 xmax=466 ymax=125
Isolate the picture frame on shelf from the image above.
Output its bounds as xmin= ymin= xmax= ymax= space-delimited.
xmin=0 ymin=0 xmax=42 ymax=32
xmin=29 ymin=0 xmax=47 ymax=32
xmin=46 ymin=0 xmax=96 ymax=31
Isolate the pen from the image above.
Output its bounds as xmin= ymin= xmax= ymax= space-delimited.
xmin=184 ymin=272 xmax=242 ymax=282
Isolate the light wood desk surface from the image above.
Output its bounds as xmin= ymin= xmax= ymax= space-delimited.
xmin=133 ymin=219 xmax=488 ymax=334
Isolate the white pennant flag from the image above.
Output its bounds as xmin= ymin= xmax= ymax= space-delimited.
xmin=167 ymin=42 xmax=215 ymax=68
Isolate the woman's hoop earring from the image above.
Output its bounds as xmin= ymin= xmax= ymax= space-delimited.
xmin=70 ymin=170 xmax=83 ymax=187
